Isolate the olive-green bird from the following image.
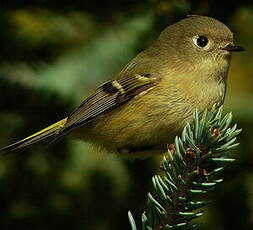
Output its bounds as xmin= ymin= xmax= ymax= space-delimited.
xmin=0 ymin=15 xmax=244 ymax=157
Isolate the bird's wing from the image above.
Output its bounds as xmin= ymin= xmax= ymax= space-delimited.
xmin=57 ymin=74 xmax=158 ymax=136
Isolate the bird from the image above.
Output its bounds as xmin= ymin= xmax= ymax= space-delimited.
xmin=0 ymin=15 xmax=244 ymax=157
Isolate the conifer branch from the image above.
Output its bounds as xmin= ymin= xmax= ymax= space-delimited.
xmin=128 ymin=106 xmax=241 ymax=230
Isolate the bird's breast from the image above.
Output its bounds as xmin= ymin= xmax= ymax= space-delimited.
xmin=73 ymin=75 xmax=226 ymax=154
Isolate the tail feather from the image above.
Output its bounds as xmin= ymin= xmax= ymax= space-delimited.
xmin=0 ymin=118 xmax=67 ymax=154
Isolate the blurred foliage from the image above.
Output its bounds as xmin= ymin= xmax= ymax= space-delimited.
xmin=0 ymin=0 xmax=252 ymax=230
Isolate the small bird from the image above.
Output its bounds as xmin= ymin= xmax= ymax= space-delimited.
xmin=0 ymin=15 xmax=244 ymax=157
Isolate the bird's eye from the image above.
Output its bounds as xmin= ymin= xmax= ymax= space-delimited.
xmin=193 ymin=35 xmax=209 ymax=48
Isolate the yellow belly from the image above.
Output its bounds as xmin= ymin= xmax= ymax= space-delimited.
xmin=71 ymin=77 xmax=225 ymax=155
xmin=71 ymin=87 xmax=192 ymax=153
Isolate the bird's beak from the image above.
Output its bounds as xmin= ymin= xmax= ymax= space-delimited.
xmin=222 ymin=43 xmax=245 ymax=52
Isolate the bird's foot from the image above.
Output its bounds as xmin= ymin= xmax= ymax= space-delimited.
xmin=159 ymin=143 xmax=176 ymax=171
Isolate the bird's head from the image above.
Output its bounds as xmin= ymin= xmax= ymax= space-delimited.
xmin=157 ymin=15 xmax=244 ymax=76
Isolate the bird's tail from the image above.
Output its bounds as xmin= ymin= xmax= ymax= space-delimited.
xmin=0 ymin=118 xmax=67 ymax=154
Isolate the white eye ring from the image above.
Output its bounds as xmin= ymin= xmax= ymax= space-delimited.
xmin=192 ymin=35 xmax=209 ymax=48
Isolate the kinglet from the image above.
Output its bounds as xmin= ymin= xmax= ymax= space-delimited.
xmin=0 ymin=15 xmax=244 ymax=156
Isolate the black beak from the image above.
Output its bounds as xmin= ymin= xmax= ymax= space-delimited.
xmin=222 ymin=43 xmax=245 ymax=52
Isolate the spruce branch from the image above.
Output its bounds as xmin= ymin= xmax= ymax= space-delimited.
xmin=128 ymin=106 xmax=241 ymax=230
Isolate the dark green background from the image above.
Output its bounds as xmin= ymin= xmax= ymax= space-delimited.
xmin=0 ymin=0 xmax=253 ymax=229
